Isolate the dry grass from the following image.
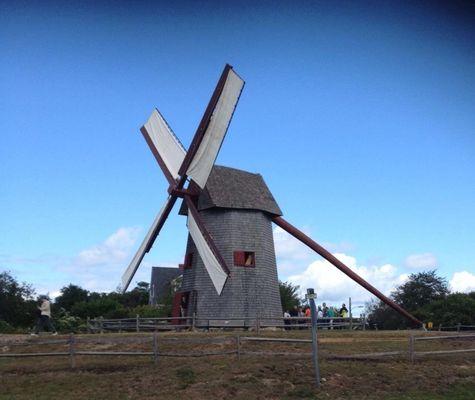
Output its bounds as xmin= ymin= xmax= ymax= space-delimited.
xmin=0 ymin=330 xmax=474 ymax=399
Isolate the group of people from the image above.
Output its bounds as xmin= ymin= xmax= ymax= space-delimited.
xmin=283 ymin=302 xmax=349 ymax=320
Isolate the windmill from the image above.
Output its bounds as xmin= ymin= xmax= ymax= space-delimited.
xmin=121 ymin=64 xmax=422 ymax=327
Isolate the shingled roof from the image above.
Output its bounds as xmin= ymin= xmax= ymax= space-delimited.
xmin=179 ymin=165 xmax=282 ymax=216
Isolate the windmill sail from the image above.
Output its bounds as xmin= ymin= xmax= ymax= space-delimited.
xmin=121 ymin=64 xmax=243 ymax=294
xmin=186 ymin=69 xmax=244 ymax=188
xmin=121 ymin=196 xmax=176 ymax=292
xmin=141 ymin=109 xmax=186 ymax=183
xmin=186 ymin=211 xmax=228 ymax=295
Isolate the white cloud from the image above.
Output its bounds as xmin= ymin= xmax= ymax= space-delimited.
xmin=404 ymin=253 xmax=438 ymax=269
xmin=273 ymin=226 xmax=355 ymax=276
xmin=450 ymin=271 xmax=475 ymax=293
xmin=273 ymin=226 xmax=407 ymax=309
xmin=66 ymin=227 xmax=151 ymax=292
xmin=74 ymin=227 xmax=140 ymax=267
xmin=273 ymin=226 xmax=314 ymax=261
xmin=287 ymin=253 xmax=408 ymax=307
xmin=1 ymin=226 xmax=183 ymax=295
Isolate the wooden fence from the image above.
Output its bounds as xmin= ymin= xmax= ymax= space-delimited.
xmin=1 ymin=332 xmax=474 ymax=367
xmin=408 ymin=333 xmax=475 ymax=363
xmin=436 ymin=324 xmax=475 ymax=332
xmin=87 ymin=315 xmax=366 ymax=333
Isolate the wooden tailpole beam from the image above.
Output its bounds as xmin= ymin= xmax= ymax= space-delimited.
xmin=272 ymin=216 xmax=422 ymax=327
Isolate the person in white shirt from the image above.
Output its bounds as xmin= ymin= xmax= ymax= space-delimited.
xmin=283 ymin=310 xmax=291 ymax=330
xmin=317 ymin=306 xmax=323 ymax=319
xmin=31 ymin=295 xmax=57 ymax=336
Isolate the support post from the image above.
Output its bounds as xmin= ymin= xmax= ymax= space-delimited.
xmin=409 ymin=334 xmax=415 ymax=363
xmin=69 ymin=334 xmax=76 ymax=369
xmin=153 ymin=332 xmax=158 ymax=365
xmin=272 ymin=216 xmax=422 ymax=327
xmin=136 ymin=314 xmax=140 ymax=333
xmin=307 ymin=288 xmax=321 ymax=388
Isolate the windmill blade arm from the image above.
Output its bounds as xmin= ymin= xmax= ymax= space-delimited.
xmin=272 ymin=216 xmax=423 ymax=327
xmin=185 ymin=196 xmax=229 ymax=294
xmin=121 ymin=195 xmax=178 ymax=292
xmin=178 ymin=64 xmax=245 ymax=188
xmin=141 ymin=109 xmax=186 ymax=186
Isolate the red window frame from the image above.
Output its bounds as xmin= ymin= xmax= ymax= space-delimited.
xmin=234 ymin=251 xmax=255 ymax=267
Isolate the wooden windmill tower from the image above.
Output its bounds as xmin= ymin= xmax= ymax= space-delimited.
xmin=121 ymin=64 xmax=422 ymax=327
xmin=176 ymin=165 xmax=284 ymax=323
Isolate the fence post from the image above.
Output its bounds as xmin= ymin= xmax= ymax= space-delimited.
xmin=438 ymin=324 xmax=441 ymax=332
xmin=408 ymin=334 xmax=415 ymax=364
xmin=236 ymin=334 xmax=241 ymax=361
xmin=457 ymin=323 xmax=461 ymax=333
xmin=136 ymin=314 xmax=140 ymax=333
xmin=100 ymin=316 xmax=104 ymax=334
xmin=192 ymin=313 xmax=196 ymax=331
xmin=153 ymin=333 xmax=158 ymax=365
xmin=363 ymin=314 xmax=366 ymax=331
xmin=307 ymin=289 xmax=321 ymax=388
xmin=69 ymin=334 xmax=76 ymax=369
xmin=349 ymin=297 xmax=352 ymax=330
xmin=256 ymin=317 xmax=261 ymax=336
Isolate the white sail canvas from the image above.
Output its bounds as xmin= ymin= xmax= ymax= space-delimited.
xmin=121 ymin=196 xmax=174 ymax=290
xmin=186 ymin=69 xmax=244 ymax=188
xmin=144 ymin=109 xmax=186 ymax=180
xmin=187 ymin=212 xmax=228 ymax=294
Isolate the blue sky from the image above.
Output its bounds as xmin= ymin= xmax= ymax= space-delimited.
xmin=1 ymin=1 xmax=474 ymax=306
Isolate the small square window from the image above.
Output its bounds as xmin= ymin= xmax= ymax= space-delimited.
xmin=234 ymin=251 xmax=255 ymax=267
xmin=244 ymin=252 xmax=255 ymax=267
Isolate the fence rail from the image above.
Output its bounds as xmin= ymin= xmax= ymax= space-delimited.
xmin=409 ymin=333 xmax=475 ymax=363
xmin=436 ymin=324 xmax=475 ymax=332
xmin=2 ymin=332 xmax=474 ymax=367
xmin=87 ymin=315 xmax=366 ymax=333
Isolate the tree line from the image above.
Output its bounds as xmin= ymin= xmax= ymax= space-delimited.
xmin=1 ymin=270 xmax=474 ymax=333
xmin=366 ymin=270 xmax=475 ymax=329
xmin=0 ymin=271 xmax=166 ymax=333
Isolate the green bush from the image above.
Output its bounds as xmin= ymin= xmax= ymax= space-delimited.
xmin=128 ymin=304 xmax=169 ymax=318
xmin=71 ymin=298 xmax=126 ymax=319
xmin=420 ymin=292 xmax=475 ymax=327
xmin=53 ymin=309 xmax=84 ymax=333
xmin=0 ymin=320 xmax=15 ymax=333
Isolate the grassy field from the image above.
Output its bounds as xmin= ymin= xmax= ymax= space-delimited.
xmin=0 ymin=330 xmax=474 ymax=400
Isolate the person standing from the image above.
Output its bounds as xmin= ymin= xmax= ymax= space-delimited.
xmin=339 ymin=303 xmax=349 ymax=318
xmin=31 ymin=295 xmax=57 ymax=336
xmin=322 ymin=302 xmax=328 ymax=318
xmin=283 ymin=310 xmax=291 ymax=330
